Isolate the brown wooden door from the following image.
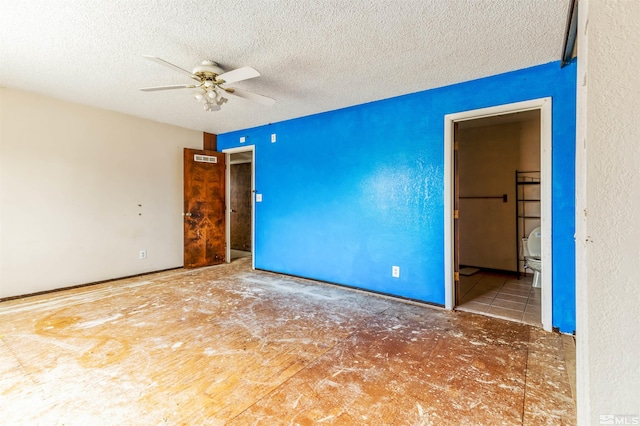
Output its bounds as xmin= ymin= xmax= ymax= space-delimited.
xmin=454 ymin=122 xmax=461 ymax=304
xmin=230 ymin=162 xmax=252 ymax=251
xmin=183 ymin=148 xmax=226 ymax=268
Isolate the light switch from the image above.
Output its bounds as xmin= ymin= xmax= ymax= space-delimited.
xmin=240 ymin=136 xmax=246 ymax=143
xmin=256 ymin=193 xmax=263 ymax=202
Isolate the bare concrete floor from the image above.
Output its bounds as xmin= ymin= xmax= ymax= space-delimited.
xmin=0 ymin=258 xmax=575 ymax=425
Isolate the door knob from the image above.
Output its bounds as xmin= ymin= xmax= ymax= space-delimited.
xmin=185 ymin=212 xmax=192 ymax=217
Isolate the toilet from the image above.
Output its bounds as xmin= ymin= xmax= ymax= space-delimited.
xmin=522 ymin=226 xmax=542 ymax=288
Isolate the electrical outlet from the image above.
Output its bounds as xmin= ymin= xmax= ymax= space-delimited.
xmin=271 ymin=133 xmax=276 ymax=143
xmin=139 ymin=250 xmax=147 ymax=260
xmin=392 ymin=266 xmax=400 ymax=278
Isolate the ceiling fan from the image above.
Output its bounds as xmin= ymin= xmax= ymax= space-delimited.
xmin=139 ymin=56 xmax=275 ymax=111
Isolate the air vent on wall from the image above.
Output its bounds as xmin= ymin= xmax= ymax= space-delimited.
xmin=194 ymin=154 xmax=217 ymax=163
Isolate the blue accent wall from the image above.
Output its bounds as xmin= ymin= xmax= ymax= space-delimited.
xmin=218 ymin=61 xmax=577 ymax=333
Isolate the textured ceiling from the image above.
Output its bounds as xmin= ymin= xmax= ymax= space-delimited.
xmin=0 ymin=0 xmax=569 ymax=135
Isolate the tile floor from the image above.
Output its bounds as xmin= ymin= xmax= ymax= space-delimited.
xmin=456 ymin=270 xmax=542 ymax=327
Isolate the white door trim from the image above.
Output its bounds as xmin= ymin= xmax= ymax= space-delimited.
xmin=223 ymin=145 xmax=255 ymax=270
xmin=444 ymin=97 xmax=553 ymax=331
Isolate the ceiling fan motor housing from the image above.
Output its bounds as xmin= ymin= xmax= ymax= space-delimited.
xmin=192 ymin=61 xmax=224 ymax=80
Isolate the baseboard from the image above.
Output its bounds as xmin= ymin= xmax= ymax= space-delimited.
xmin=0 ymin=267 xmax=183 ymax=303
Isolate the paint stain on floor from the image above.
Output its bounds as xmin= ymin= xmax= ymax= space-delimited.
xmin=0 ymin=258 xmax=575 ymax=425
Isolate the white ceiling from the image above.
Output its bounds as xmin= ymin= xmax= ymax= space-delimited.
xmin=0 ymin=0 xmax=569 ymax=135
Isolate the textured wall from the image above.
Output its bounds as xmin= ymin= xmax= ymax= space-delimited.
xmin=218 ymin=61 xmax=576 ymax=331
xmin=0 ymin=88 xmax=202 ymax=298
xmin=576 ymin=0 xmax=640 ymax=423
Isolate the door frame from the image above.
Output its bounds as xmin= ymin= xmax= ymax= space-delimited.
xmin=443 ymin=97 xmax=553 ymax=331
xmin=223 ymin=145 xmax=256 ymax=269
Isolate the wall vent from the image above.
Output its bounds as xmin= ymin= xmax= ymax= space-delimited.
xmin=194 ymin=154 xmax=217 ymax=164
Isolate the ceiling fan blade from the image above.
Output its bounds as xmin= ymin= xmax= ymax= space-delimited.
xmin=224 ymin=87 xmax=275 ymax=106
xmin=143 ymin=55 xmax=198 ymax=81
xmin=217 ymin=66 xmax=260 ymax=84
xmin=139 ymin=84 xmax=196 ymax=92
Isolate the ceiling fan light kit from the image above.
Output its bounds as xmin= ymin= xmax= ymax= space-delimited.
xmin=139 ymin=56 xmax=274 ymax=112
xmin=194 ymin=86 xmax=228 ymax=111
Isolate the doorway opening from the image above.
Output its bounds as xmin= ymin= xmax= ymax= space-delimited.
xmin=444 ymin=98 xmax=553 ymax=331
xmin=223 ymin=146 xmax=255 ymax=267
xmin=456 ymin=110 xmax=541 ymax=326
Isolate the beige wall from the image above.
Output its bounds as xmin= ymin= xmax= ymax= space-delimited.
xmin=0 ymin=88 xmax=202 ymax=298
xmin=576 ymin=0 xmax=640 ymax=423
xmin=458 ymin=117 xmax=539 ymax=272
xmin=519 ymin=118 xmax=541 ymax=172
xmin=517 ymin=118 xmax=541 ymax=272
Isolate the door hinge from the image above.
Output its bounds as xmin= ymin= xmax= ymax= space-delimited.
xmin=454 ymin=141 xmax=459 ymax=151
xmin=453 ymin=209 xmax=459 ymax=219
xmin=454 ymin=272 xmax=460 ymax=281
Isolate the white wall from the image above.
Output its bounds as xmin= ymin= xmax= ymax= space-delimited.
xmin=0 ymin=88 xmax=202 ymax=298
xmin=576 ymin=0 xmax=640 ymax=424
